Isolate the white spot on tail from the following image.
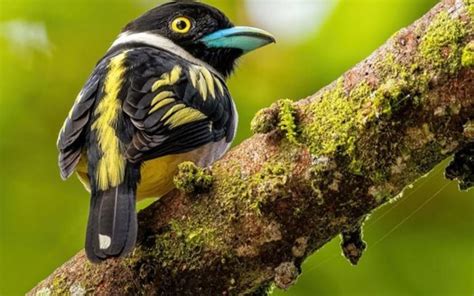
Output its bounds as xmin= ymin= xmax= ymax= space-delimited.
xmin=99 ymin=234 xmax=111 ymax=249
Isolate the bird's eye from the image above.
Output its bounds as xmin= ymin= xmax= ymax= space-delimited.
xmin=171 ymin=17 xmax=192 ymax=34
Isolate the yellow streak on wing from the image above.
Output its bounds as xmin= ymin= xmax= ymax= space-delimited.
xmin=169 ymin=65 xmax=182 ymax=84
xmin=189 ymin=66 xmax=199 ymax=88
xmin=214 ymin=78 xmax=225 ymax=96
xmin=165 ymin=107 xmax=207 ymax=128
xmin=91 ymin=52 xmax=127 ymax=190
xmin=161 ymin=104 xmax=186 ymax=121
xmin=200 ymin=67 xmax=215 ymax=99
xmin=149 ymin=98 xmax=175 ymax=114
xmin=197 ymin=72 xmax=208 ymax=101
xmin=152 ymin=65 xmax=182 ymax=92
xmin=189 ymin=65 xmax=215 ymax=100
xmin=151 ymin=91 xmax=174 ymax=107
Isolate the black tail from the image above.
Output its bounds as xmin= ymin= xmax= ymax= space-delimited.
xmin=85 ymin=181 xmax=137 ymax=263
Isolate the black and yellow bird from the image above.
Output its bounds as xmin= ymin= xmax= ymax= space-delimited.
xmin=57 ymin=1 xmax=275 ymax=262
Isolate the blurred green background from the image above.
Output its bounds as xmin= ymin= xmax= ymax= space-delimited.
xmin=0 ymin=0 xmax=472 ymax=295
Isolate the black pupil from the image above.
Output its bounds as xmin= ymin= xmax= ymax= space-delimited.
xmin=176 ymin=20 xmax=188 ymax=30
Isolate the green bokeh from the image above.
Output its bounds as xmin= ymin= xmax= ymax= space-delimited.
xmin=0 ymin=0 xmax=472 ymax=295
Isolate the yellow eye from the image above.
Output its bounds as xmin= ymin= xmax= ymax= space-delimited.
xmin=171 ymin=17 xmax=192 ymax=34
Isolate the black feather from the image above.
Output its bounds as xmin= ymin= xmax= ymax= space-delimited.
xmin=121 ymin=48 xmax=235 ymax=164
xmin=57 ymin=63 xmax=106 ymax=178
xmin=85 ymin=165 xmax=139 ymax=263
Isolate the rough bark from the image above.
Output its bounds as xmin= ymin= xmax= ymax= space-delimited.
xmin=30 ymin=0 xmax=473 ymax=295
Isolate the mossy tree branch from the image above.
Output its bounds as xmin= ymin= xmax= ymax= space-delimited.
xmin=30 ymin=0 xmax=473 ymax=295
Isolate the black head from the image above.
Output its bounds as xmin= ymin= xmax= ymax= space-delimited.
xmin=122 ymin=1 xmax=275 ymax=78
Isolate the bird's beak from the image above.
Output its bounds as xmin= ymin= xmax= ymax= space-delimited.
xmin=200 ymin=26 xmax=276 ymax=54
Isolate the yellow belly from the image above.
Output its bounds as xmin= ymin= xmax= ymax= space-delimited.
xmin=76 ymin=152 xmax=201 ymax=201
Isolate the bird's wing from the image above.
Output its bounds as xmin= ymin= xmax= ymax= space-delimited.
xmin=57 ymin=63 xmax=107 ymax=180
xmin=123 ymin=48 xmax=236 ymax=163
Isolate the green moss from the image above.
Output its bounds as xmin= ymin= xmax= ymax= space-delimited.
xmin=379 ymin=53 xmax=407 ymax=79
xmin=300 ymin=14 xmax=468 ymax=179
xmin=464 ymin=120 xmax=474 ymax=139
xmin=131 ymin=160 xmax=293 ymax=276
xmin=262 ymin=16 xmax=467 ymax=180
xmin=301 ymin=79 xmax=365 ymax=157
xmin=373 ymin=78 xmax=409 ymax=116
xmin=461 ymin=41 xmax=474 ymax=67
xmin=211 ymin=155 xmax=295 ymax=223
xmin=136 ymin=215 xmax=225 ymax=273
xmin=250 ymin=99 xmax=299 ymax=144
xmin=249 ymin=163 xmax=289 ymax=212
xmin=465 ymin=0 xmax=474 ymax=20
xmin=134 ymin=157 xmax=295 ymax=272
xmin=349 ymin=80 xmax=372 ymax=100
xmin=371 ymin=171 xmax=388 ymax=183
xmin=308 ymin=158 xmax=337 ymax=205
xmin=214 ymin=164 xmax=249 ymax=210
xmin=170 ymin=219 xmax=218 ymax=253
xmin=300 ymin=77 xmax=406 ymax=177
xmin=251 ymin=107 xmax=279 ymax=134
xmin=300 ymin=78 xmax=405 ymax=178
xmin=48 ymin=275 xmax=68 ymax=295
xmin=419 ymin=11 xmax=465 ymax=74
xmin=277 ymin=99 xmax=299 ymax=144
xmin=300 ymin=40 xmax=458 ymax=183
xmin=174 ymin=161 xmax=213 ymax=194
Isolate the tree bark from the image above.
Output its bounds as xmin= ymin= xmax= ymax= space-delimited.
xmin=30 ymin=0 xmax=473 ymax=295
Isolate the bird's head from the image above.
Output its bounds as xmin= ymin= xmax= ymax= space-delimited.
xmin=118 ymin=1 xmax=275 ymax=78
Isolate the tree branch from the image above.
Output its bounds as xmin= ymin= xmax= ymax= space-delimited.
xmin=30 ymin=0 xmax=473 ymax=295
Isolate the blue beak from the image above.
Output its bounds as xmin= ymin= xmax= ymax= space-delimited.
xmin=200 ymin=26 xmax=276 ymax=54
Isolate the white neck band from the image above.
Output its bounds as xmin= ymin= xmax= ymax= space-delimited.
xmin=110 ymin=32 xmax=223 ymax=80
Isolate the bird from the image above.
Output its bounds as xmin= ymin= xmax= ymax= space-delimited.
xmin=57 ymin=1 xmax=275 ymax=263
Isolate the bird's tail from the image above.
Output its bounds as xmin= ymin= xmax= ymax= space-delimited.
xmin=85 ymin=172 xmax=138 ymax=263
